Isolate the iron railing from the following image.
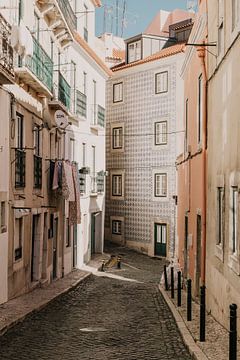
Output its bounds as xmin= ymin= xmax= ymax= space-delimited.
xmin=97 ymin=172 xmax=104 ymax=193
xmin=59 ymin=71 xmax=71 ymax=110
xmin=34 ymin=155 xmax=42 ymax=188
xmin=15 ymin=149 xmax=26 ymax=188
xmin=25 ymin=37 xmax=53 ymax=91
xmin=57 ymin=0 xmax=77 ymax=32
xmin=97 ymin=105 xmax=105 ymax=127
xmin=79 ymin=173 xmax=86 ymax=194
xmin=0 ymin=13 xmax=14 ymax=81
xmin=76 ymin=90 xmax=87 ymax=118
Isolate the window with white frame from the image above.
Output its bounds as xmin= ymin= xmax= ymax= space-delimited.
xmin=15 ymin=218 xmax=23 ymax=261
xmin=218 ymin=0 xmax=224 ymax=55
xmin=198 ymin=74 xmax=203 ymax=144
xmin=217 ymin=187 xmax=224 ymax=245
xmin=113 ymin=82 xmax=123 ymax=103
xmin=127 ymin=40 xmax=141 ymax=63
xmin=112 ymin=127 xmax=123 ymax=149
xmin=155 ymin=71 xmax=168 ymax=94
xmin=112 ymin=220 xmax=122 ymax=235
xmin=155 ymin=121 xmax=167 ymax=145
xmin=112 ymin=174 xmax=122 ymax=196
xmin=232 ymin=0 xmax=239 ymax=31
xmin=154 ymin=173 xmax=167 ymax=197
xmin=232 ymin=187 xmax=238 ymax=254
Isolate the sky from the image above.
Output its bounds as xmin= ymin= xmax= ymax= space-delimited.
xmin=96 ymin=0 xmax=193 ymax=39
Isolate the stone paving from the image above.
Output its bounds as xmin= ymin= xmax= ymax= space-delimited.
xmin=0 ymin=244 xmax=191 ymax=360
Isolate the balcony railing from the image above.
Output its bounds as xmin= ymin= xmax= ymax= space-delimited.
xmin=15 ymin=149 xmax=26 ymax=188
xmin=57 ymin=0 xmax=77 ymax=32
xmin=84 ymin=27 xmax=88 ymax=42
xmin=97 ymin=171 xmax=104 ymax=193
xmin=25 ymin=37 xmax=53 ymax=91
xmin=34 ymin=155 xmax=42 ymax=189
xmin=97 ymin=105 xmax=105 ymax=127
xmin=79 ymin=173 xmax=86 ymax=194
xmin=91 ymin=175 xmax=97 ymax=194
xmin=0 ymin=13 xmax=14 ymax=83
xmin=59 ymin=71 xmax=71 ymax=110
xmin=76 ymin=90 xmax=87 ymax=118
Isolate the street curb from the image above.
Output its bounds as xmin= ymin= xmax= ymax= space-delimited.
xmin=0 ymin=272 xmax=91 ymax=337
xmin=158 ymin=285 xmax=208 ymax=360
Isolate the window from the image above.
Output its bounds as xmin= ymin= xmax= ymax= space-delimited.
xmin=155 ymin=121 xmax=167 ymax=145
xmin=112 ymin=175 xmax=122 ymax=196
xmin=217 ymin=187 xmax=224 ymax=245
xmin=113 ymin=82 xmax=123 ymax=103
xmin=185 ymin=99 xmax=188 ymax=152
xmin=154 ymin=173 xmax=167 ymax=197
xmin=198 ymin=74 xmax=203 ymax=144
xmin=15 ymin=218 xmax=23 ymax=261
xmin=91 ymin=146 xmax=96 ymax=193
xmin=232 ymin=187 xmax=238 ymax=254
xmin=112 ymin=127 xmax=123 ymax=149
xmin=112 ymin=220 xmax=122 ymax=235
xmin=17 ymin=113 xmax=24 ymax=149
xmin=66 ymin=218 xmax=71 ymax=247
xmin=127 ymin=40 xmax=141 ymax=63
xmin=232 ymin=0 xmax=239 ymax=31
xmin=33 ymin=125 xmax=41 ymax=156
xmin=0 ymin=202 xmax=6 ymax=233
xmin=155 ymin=71 xmax=168 ymax=94
xmin=218 ymin=0 xmax=224 ymax=55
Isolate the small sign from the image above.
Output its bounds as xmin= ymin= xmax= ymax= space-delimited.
xmin=54 ymin=110 xmax=68 ymax=128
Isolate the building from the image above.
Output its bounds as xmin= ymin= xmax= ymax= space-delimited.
xmin=98 ymin=33 xmax=125 ymax=68
xmin=176 ymin=0 xmax=208 ymax=296
xmin=0 ymin=0 xmax=108 ymax=302
xmin=105 ymin=10 xmax=193 ymax=258
xmin=206 ymin=0 xmax=240 ymax=330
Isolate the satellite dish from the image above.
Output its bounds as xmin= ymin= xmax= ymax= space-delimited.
xmin=54 ymin=110 xmax=68 ymax=128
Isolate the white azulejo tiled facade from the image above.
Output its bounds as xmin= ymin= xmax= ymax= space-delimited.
xmin=105 ymin=51 xmax=185 ymax=258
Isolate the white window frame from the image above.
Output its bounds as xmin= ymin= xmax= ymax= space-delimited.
xmin=112 ymin=220 xmax=122 ymax=235
xmin=155 ymin=71 xmax=168 ymax=94
xmin=154 ymin=121 xmax=167 ymax=146
xmin=127 ymin=40 xmax=141 ymax=63
xmin=113 ymin=82 xmax=123 ymax=103
xmin=110 ymin=170 xmax=125 ymax=200
xmin=113 ymin=127 xmax=123 ymax=149
xmin=154 ymin=173 xmax=167 ymax=198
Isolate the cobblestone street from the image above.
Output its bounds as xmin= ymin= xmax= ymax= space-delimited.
xmin=0 ymin=245 xmax=191 ymax=360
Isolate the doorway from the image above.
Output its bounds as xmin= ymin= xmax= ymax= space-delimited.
xmin=195 ymin=214 xmax=202 ymax=296
xmin=31 ymin=214 xmax=41 ymax=282
xmin=154 ymin=223 xmax=167 ymax=257
xmin=91 ymin=213 xmax=96 ymax=255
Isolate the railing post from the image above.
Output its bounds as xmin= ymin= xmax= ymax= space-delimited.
xmin=171 ymin=266 xmax=174 ymax=299
xmin=164 ymin=265 xmax=168 ymax=291
xmin=177 ymin=271 xmax=181 ymax=307
xmin=187 ymin=279 xmax=192 ymax=321
xmin=200 ymin=285 xmax=206 ymax=342
xmin=229 ymin=303 xmax=237 ymax=360
xmin=117 ymin=256 xmax=121 ymax=269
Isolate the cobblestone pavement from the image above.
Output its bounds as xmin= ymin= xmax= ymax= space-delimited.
xmin=0 ymin=244 xmax=191 ymax=360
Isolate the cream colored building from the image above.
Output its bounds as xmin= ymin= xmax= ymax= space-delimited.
xmin=206 ymin=0 xmax=240 ymax=330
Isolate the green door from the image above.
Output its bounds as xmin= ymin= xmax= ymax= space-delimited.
xmin=91 ymin=213 xmax=96 ymax=255
xmin=154 ymin=223 xmax=167 ymax=257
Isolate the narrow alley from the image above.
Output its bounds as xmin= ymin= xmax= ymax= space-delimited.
xmin=0 ymin=245 xmax=191 ymax=360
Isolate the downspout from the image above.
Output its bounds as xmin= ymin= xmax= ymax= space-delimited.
xmin=197 ymin=43 xmax=207 ymax=285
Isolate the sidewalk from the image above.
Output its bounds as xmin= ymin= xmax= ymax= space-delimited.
xmin=159 ymin=284 xmax=240 ymax=360
xmin=0 ymin=254 xmax=109 ymax=336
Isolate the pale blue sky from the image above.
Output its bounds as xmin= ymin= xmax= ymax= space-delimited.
xmin=96 ymin=0 xmax=192 ymax=38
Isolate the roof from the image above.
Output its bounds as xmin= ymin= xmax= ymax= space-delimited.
xmin=74 ymin=32 xmax=112 ymax=77
xmin=91 ymin=0 xmax=102 ymax=7
xmin=111 ymin=43 xmax=185 ymax=72
xmin=112 ymin=48 xmax=125 ymax=60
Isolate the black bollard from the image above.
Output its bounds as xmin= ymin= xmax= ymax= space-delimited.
xmin=164 ymin=265 xmax=168 ymax=291
xmin=177 ymin=271 xmax=181 ymax=307
xmin=187 ymin=279 xmax=192 ymax=321
xmin=101 ymin=260 xmax=105 ymax=272
xmin=117 ymin=256 xmax=121 ymax=269
xmin=200 ymin=285 xmax=206 ymax=342
xmin=171 ymin=266 xmax=174 ymax=299
xmin=229 ymin=304 xmax=237 ymax=360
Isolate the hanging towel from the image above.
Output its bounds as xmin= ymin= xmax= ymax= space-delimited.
xmin=62 ymin=161 xmax=75 ymax=201
xmin=69 ymin=164 xmax=81 ymax=225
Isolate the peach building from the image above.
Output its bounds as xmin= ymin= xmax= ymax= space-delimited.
xmin=176 ymin=0 xmax=208 ymax=296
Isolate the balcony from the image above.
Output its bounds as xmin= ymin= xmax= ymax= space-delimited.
xmin=34 ymin=155 xmax=42 ymax=189
xmin=97 ymin=105 xmax=105 ymax=127
xmin=15 ymin=37 xmax=53 ymax=97
xmin=97 ymin=171 xmax=104 ymax=193
xmin=15 ymin=149 xmax=26 ymax=188
xmin=58 ymin=72 xmax=71 ymax=110
xmin=90 ymin=105 xmax=105 ymax=131
xmin=0 ymin=13 xmax=14 ymax=84
xmin=76 ymin=90 xmax=87 ymax=118
xmin=36 ymin=0 xmax=76 ymax=47
xmin=79 ymin=173 xmax=86 ymax=194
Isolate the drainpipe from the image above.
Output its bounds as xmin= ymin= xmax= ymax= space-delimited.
xmin=197 ymin=43 xmax=207 ymax=285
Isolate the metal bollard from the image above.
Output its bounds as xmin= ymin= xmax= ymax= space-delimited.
xmin=101 ymin=260 xmax=105 ymax=272
xmin=229 ymin=303 xmax=237 ymax=360
xmin=171 ymin=266 xmax=174 ymax=299
xmin=200 ymin=285 xmax=206 ymax=342
xmin=117 ymin=256 xmax=121 ymax=269
xmin=177 ymin=271 xmax=181 ymax=307
xmin=164 ymin=265 xmax=169 ymax=291
xmin=187 ymin=279 xmax=192 ymax=321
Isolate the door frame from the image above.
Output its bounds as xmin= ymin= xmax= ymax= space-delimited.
xmin=154 ymin=222 xmax=168 ymax=257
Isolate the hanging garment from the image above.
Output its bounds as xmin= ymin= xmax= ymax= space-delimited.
xmin=62 ymin=161 xmax=75 ymax=201
xmin=69 ymin=163 xmax=81 ymax=225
